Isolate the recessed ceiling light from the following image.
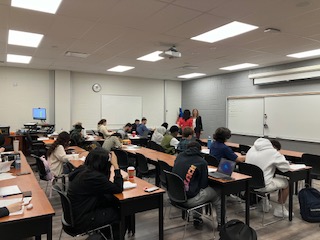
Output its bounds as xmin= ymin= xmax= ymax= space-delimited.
xmin=11 ymin=0 xmax=62 ymax=14
xmin=191 ymin=21 xmax=258 ymax=43
xmin=65 ymin=51 xmax=90 ymax=58
xmin=7 ymin=54 xmax=32 ymax=64
xmin=8 ymin=30 xmax=43 ymax=48
xmin=137 ymin=51 xmax=164 ymax=62
xmin=287 ymin=49 xmax=320 ymax=58
xmin=178 ymin=73 xmax=206 ymax=79
xmin=220 ymin=63 xmax=258 ymax=71
xmin=107 ymin=65 xmax=135 ymax=72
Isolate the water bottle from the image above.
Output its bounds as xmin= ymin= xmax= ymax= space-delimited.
xmin=207 ymin=136 xmax=212 ymax=148
xmin=15 ymin=154 xmax=21 ymax=169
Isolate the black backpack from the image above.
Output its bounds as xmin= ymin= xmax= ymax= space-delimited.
xmin=220 ymin=219 xmax=257 ymax=240
xmin=298 ymin=187 xmax=320 ymax=222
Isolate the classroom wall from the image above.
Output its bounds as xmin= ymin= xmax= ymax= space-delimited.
xmin=182 ymin=58 xmax=320 ymax=154
xmin=0 ymin=66 xmax=182 ymax=133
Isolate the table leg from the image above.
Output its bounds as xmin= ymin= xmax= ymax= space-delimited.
xmin=159 ymin=194 xmax=164 ymax=240
xmin=220 ymin=189 xmax=226 ymax=226
xmin=119 ymin=210 xmax=126 ymax=240
xmin=245 ymin=181 xmax=250 ymax=226
xmin=288 ymin=180 xmax=294 ymax=221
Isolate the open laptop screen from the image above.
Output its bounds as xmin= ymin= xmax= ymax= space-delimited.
xmin=217 ymin=158 xmax=236 ymax=176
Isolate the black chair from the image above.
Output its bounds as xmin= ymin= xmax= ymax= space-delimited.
xmin=238 ymin=162 xmax=284 ymax=226
xmin=52 ymin=185 xmax=114 ymax=240
xmin=157 ymin=159 xmax=173 ymax=188
xmin=239 ymin=144 xmax=251 ymax=155
xmin=135 ymin=153 xmax=156 ymax=181
xmin=113 ymin=149 xmax=129 ymax=171
xmin=98 ymin=131 xmax=105 ymax=138
xmin=164 ymin=170 xmax=215 ymax=239
xmin=25 ymin=132 xmax=47 ymax=157
xmin=148 ymin=141 xmax=165 ymax=152
xmin=204 ymin=154 xmax=219 ymax=167
xmin=301 ymin=153 xmax=320 ymax=186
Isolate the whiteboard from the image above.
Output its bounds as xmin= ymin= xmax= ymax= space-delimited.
xmin=265 ymin=95 xmax=320 ymax=142
xmin=227 ymin=98 xmax=264 ymax=136
xmin=101 ymin=95 xmax=142 ymax=125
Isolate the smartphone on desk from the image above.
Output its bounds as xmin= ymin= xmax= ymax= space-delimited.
xmin=144 ymin=186 xmax=159 ymax=193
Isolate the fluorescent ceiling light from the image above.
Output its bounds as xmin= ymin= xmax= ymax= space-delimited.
xmin=8 ymin=30 xmax=44 ymax=48
xmin=65 ymin=51 xmax=90 ymax=58
xmin=178 ymin=73 xmax=206 ymax=79
xmin=191 ymin=21 xmax=258 ymax=43
xmin=137 ymin=51 xmax=164 ymax=62
xmin=287 ymin=49 xmax=320 ymax=58
xmin=107 ymin=65 xmax=135 ymax=72
xmin=7 ymin=54 xmax=32 ymax=64
xmin=11 ymin=0 xmax=62 ymax=14
xmin=220 ymin=63 xmax=258 ymax=71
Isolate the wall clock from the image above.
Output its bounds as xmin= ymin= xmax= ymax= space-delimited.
xmin=92 ymin=83 xmax=101 ymax=92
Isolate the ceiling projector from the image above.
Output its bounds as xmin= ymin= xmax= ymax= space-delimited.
xmin=162 ymin=46 xmax=181 ymax=58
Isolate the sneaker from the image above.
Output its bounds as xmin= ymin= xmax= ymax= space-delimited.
xmin=260 ymin=198 xmax=272 ymax=213
xmin=227 ymin=194 xmax=242 ymax=203
xmin=193 ymin=217 xmax=204 ymax=229
xmin=273 ymin=205 xmax=294 ymax=218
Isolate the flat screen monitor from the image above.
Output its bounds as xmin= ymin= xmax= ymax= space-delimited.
xmin=33 ymin=108 xmax=46 ymax=121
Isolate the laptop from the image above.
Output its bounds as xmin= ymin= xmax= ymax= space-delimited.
xmin=208 ymin=158 xmax=236 ymax=180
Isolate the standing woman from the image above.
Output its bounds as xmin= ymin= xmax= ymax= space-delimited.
xmin=97 ymin=119 xmax=114 ymax=138
xmin=192 ymin=108 xmax=203 ymax=139
xmin=48 ymin=131 xmax=71 ymax=177
xmin=177 ymin=109 xmax=193 ymax=131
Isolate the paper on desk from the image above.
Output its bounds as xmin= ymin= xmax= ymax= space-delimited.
xmin=0 ymin=197 xmax=24 ymax=215
xmin=0 ymin=185 xmax=22 ymax=197
xmin=201 ymin=149 xmax=210 ymax=154
xmin=123 ymin=181 xmax=137 ymax=189
xmin=208 ymin=168 xmax=217 ymax=173
xmin=0 ymin=161 xmax=14 ymax=173
xmin=289 ymin=164 xmax=307 ymax=170
xmin=0 ymin=173 xmax=16 ymax=181
xmin=125 ymin=145 xmax=141 ymax=150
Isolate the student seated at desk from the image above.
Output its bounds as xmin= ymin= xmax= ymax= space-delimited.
xmin=0 ymin=134 xmax=7 ymax=152
xmin=102 ymin=133 xmax=122 ymax=152
xmin=177 ymin=127 xmax=194 ymax=152
xmin=151 ymin=126 xmax=166 ymax=145
xmin=98 ymin=119 xmax=114 ymax=138
xmin=0 ymin=201 xmax=23 ymax=218
xmin=246 ymin=138 xmax=291 ymax=218
xmin=67 ymin=148 xmax=123 ymax=239
xmin=130 ymin=119 xmax=140 ymax=133
xmin=117 ymin=123 xmax=132 ymax=139
xmin=48 ymin=131 xmax=71 ymax=177
xmin=173 ymin=142 xmax=221 ymax=230
xmin=161 ymin=125 xmax=180 ymax=155
xmin=136 ymin=117 xmax=150 ymax=136
xmin=209 ymin=127 xmax=245 ymax=163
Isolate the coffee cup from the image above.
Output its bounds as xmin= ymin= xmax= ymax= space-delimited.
xmin=13 ymin=140 xmax=19 ymax=152
xmin=127 ymin=166 xmax=135 ymax=181
xmin=132 ymin=131 xmax=136 ymax=137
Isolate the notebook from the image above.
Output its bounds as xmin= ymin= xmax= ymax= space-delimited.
xmin=208 ymin=158 xmax=236 ymax=180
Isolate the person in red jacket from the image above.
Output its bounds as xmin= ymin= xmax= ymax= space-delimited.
xmin=177 ymin=109 xmax=193 ymax=131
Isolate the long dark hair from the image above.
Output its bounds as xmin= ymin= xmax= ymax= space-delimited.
xmin=182 ymin=109 xmax=191 ymax=121
xmin=47 ymin=131 xmax=70 ymax=157
xmin=84 ymin=147 xmax=111 ymax=177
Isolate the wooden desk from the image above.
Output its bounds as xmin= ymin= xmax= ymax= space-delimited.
xmin=0 ymin=152 xmax=55 ymax=240
xmin=69 ymin=152 xmax=165 ymax=240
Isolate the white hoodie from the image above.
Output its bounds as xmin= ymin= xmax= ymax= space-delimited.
xmin=246 ymin=138 xmax=290 ymax=185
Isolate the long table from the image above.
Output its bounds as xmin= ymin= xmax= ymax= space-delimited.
xmin=69 ymin=148 xmax=165 ymax=240
xmin=122 ymin=146 xmax=252 ymax=226
xmin=0 ymin=152 xmax=55 ymax=240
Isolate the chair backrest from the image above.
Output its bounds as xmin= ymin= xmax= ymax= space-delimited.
xmin=164 ymin=170 xmax=187 ymax=204
xmin=196 ymin=138 xmax=206 ymax=146
xmin=98 ymin=131 xmax=104 ymax=138
xmin=113 ymin=149 xmax=129 ymax=170
xmin=238 ymin=162 xmax=265 ymax=189
xmin=158 ymin=160 xmax=173 ymax=188
xmin=135 ymin=153 xmax=149 ymax=175
xmin=239 ymin=144 xmax=251 ymax=154
xmin=52 ymin=185 xmax=74 ymax=227
xmin=33 ymin=154 xmax=48 ymax=181
xmin=302 ymin=153 xmax=320 ymax=175
xmin=204 ymin=154 xmax=219 ymax=167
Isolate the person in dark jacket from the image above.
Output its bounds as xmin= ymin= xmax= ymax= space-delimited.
xmin=173 ymin=142 xmax=221 ymax=229
xmin=67 ymin=147 xmax=123 ymax=238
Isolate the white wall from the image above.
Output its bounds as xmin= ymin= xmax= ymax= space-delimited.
xmin=0 ymin=67 xmax=52 ymax=131
xmin=0 ymin=66 xmax=182 ymax=133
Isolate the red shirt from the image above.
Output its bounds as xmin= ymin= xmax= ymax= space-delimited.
xmin=177 ymin=117 xmax=193 ymax=130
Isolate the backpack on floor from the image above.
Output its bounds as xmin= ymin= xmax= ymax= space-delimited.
xmin=298 ymin=187 xmax=320 ymax=222
xmin=219 ymin=219 xmax=257 ymax=240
